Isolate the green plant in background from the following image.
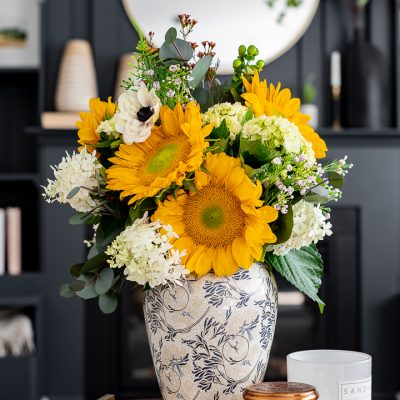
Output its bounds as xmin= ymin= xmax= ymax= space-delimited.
xmin=302 ymin=75 xmax=317 ymax=104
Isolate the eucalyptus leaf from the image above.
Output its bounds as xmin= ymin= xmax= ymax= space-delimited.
xmin=99 ymin=293 xmax=118 ymax=314
xmin=66 ymin=187 xmax=80 ymax=199
xmin=265 ymin=245 xmax=325 ymax=309
xmin=70 ymin=263 xmax=84 ymax=277
xmin=87 ymin=243 xmax=101 ymax=260
xmin=69 ymin=280 xmax=86 ymax=292
xmin=327 ymin=171 xmax=344 ymax=189
xmin=159 ymin=38 xmax=193 ymax=62
xmin=60 ymin=283 xmax=74 ymax=298
xmin=76 ymin=280 xmax=98 ymax=300
xmin=95 ymin=268 xmax=115 ymax=295
xmin=192 ymin=87 xmax=213 ymax=111
xmin=81 ymin=252 xmax=108 ymax=274
xmin=69 ymin=212 xmax=99 ymax=225
xmin=164 ymin=27 xmax=177 ymax=43
xmin=304 ymin=193 xmax=330 ymax=204
xmin=189 ymin=55 xmax=213 ymax=89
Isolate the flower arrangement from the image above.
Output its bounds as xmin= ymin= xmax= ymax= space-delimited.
xmin=44 ymin=16 xmax=352 ymax=314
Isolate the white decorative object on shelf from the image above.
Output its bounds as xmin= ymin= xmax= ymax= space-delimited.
xmin=301 ymin=104 xmax=319 ymax=129
xmin=114 ymin=53 xmax=136 ymax=100
xmin=55 ymin=39 xmax=98 ymax=112
xmin=0 ymin=311 xmax=35 ymax=357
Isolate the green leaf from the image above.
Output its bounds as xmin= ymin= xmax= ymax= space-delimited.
xmin=99 ymin=293 xmax=118 ymax=314
xmin=165 ymin=27 xmax=177 ymax=43
xmin=243 ymin=108 xmax=254 ymax=123
xmin=183 ymin=178 xmax=197 ymax=192
xmin=210 ymin=119 xmax=230 ymax=140
xmin=192 ymin=87 xmax=213 ymax=111
xmin=81 ymin=252 xmax=108 ymax=274
xmin=69 ymin=280 xmax=86 ymax=292
xmin=265 ymin=245 xmax=325 ymax=307
xmin=70 ymin=263 xmax=84 ymax=277
xmin=95 ymin=268 xmax=115 ymax=295
xmin=66 ymin=187 xmax=80 ymax=199
xmin=239 ymin=137 xmax=276 ymax=167
xmin=95 ymin=139 xmax=114 ymax=148
xmin=60 ymin=283 xmax=74 ymax=298
xmin=272 ymin=204 xmax=293 ymax=245
xmin=96 ymin=216 xmax=124 ymax=249
xmin=327 ymin=171 xmax=344 ymax=189
xmin=110 ymin=140 xmax=121 ymax=149
xmin=189 ymin=55 xmax=213 ymax=89
xmin=159 ymin=38 xmax=193 ymax=62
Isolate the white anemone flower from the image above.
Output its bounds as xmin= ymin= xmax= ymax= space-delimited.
xmin=115 ymin=83 xmax=161 ymax=144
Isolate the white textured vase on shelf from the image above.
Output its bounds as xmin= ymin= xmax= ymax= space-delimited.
xmin=300 ymin=104 xmax=319 ymax=129
xmin=143 ymin=263 xmax=278 ymax=400
xmin=114 ymin=53 xmax=137 ymax=100
xmin=55 ymin=39 xmax=98 ymax=112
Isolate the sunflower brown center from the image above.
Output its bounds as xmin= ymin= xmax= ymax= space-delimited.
xmin=137 ymin=106 xmax=153 ymax=122
xmin=140 ymin=135 xmax=191 ymax=184
xmin=183 ymin=185 xmax=246 ymax=247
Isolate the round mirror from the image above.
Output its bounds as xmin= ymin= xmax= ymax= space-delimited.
xmin=122 ymin=0 xmax=319 ymax=74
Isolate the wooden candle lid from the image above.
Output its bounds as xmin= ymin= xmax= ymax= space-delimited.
xmin=243 ymin=382 xmax=319 ymax=400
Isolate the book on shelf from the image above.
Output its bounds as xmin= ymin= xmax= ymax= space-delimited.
xmin=41 ymin=111 xmax=79 ymax=129
xmin=0 ymin=207 xmax=22 ymax=276
xmin=7 ymin=207 xmax=22 ymax=275
xmin=0 ymin=209 xmax=5 ymax=275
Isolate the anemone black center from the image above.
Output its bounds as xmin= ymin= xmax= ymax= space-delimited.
xmin=137 ymin=106 xmax=153 ymax=122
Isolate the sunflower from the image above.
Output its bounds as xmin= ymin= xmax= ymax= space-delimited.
xmin=76 ymin=97 xmax=116 ymax=152
xmin=242 ymin=71 xmax=327 ymax=158
xmin=152 ymin=152 xmax=278 ymax=277
xmin=106 ymin=102 xmax=213 ymax=204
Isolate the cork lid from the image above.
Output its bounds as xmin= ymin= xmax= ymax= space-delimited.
xmin=243 ymin=382 xmax=318 ymax=400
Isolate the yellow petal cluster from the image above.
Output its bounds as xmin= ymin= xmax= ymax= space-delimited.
xmin=242 ymin=71 xmax=327 ymax=158
xmin=76 ymin=97 xmax=116 ymax=152
xmin=106 ymin=103 xmax=213 ymax=204
xmin=152 ymin=152 xmax=278 ymax=277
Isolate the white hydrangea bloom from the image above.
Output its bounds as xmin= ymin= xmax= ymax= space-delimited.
xmin=96 ymin=116 xmax=120 ymax=139
xmin=242 ymin=115 xmax=315 ymax=161
xmin=42 ymin=148 xmax=102 ymax=213
xmin=202 ymin=102 xmax=248 ymax=140
xmin=270 ymin=200 xmax=332 ymax=256
xmin=115 ymin=83 xmax=161 ymax=144
xmin=105 ymin=213 xmax=189 ymax=288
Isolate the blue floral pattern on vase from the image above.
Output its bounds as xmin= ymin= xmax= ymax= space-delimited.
xmin=143 ymin=263 xmax=278 ymax=400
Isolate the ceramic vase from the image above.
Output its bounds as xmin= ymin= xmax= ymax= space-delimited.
xmin=143 ymin=263 xmax=278 ymax=400
xmin=55 ymin=39 xmax=98 ymax=112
